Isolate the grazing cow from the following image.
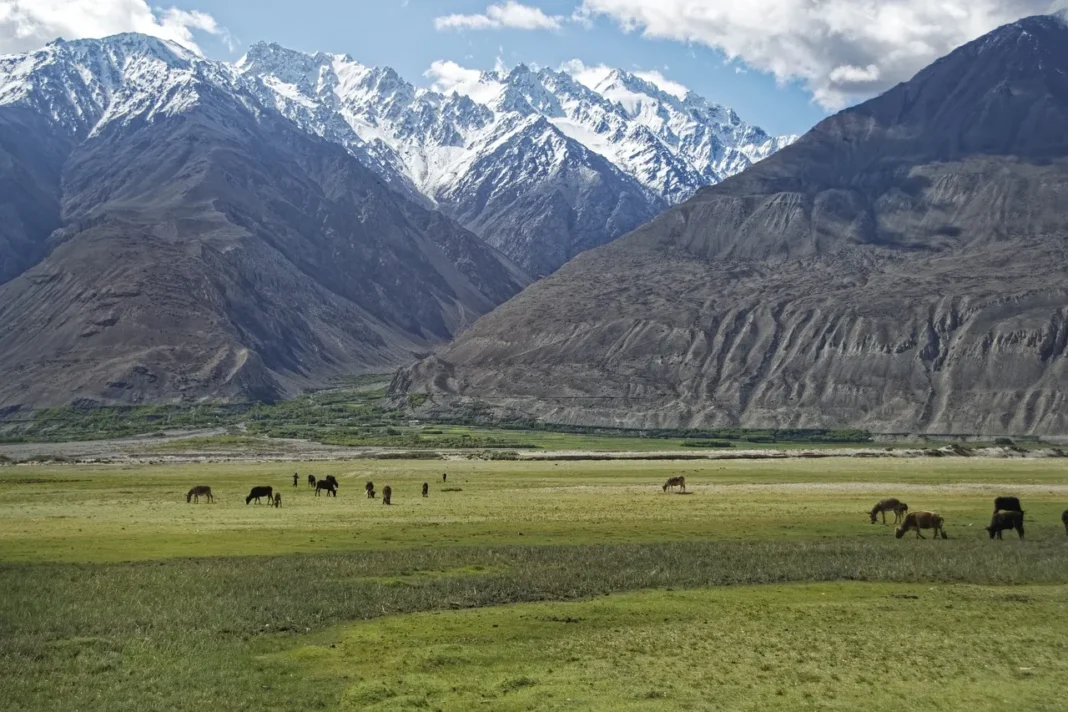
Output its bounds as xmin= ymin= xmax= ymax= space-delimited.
xmin=422 ymin=482 xmax=429 ymax=498
xmin=293 ymin=473 xmax=299 ymax=487
xmin=365 ymin=481 xmax=375 ymax=499
xmin=994 ymin=496 xmax=1023 ymax=513
xmin=383 ymin=485 xmax=392 ymax=505
xmin=307 ymin=474 xmax=316 ymax=487
xmin=186 ymin=486 xmax=214 ymax=504
xmin=869 ymin=498 xmax=908 ymax=525
xmin=662 ymin=476 xmax=686 ymax=493
xmin=315 ymin=481 xmax=337 ymax=497
xmin=273 ymin=493 xmax=282 ymax=508
xmin=246 ymin=486 xmax=273 ymax=505
xmin=987 ymin=510 xmax=1024 ymax=540
xmin=895 ymin=511 xmax=947 ymax=539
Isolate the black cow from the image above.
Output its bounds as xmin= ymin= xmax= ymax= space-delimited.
xmin=994 ymin=496 xmax=1023 ymax=513
xmin=246 ymin=486 xmax=274 ymax=505
xmin=316 ymin=481 xmax=337 ymax=497
xmin=987 ymin=510 xmax=1024 ymax=540
xmin=1061 ymin=509 xmax=1067 ymax=536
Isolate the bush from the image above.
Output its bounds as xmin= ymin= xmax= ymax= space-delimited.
xmin=681 ymin=440 xmax=733 ymax=448
xmin=994 ymin=437 xmax=1015 ymax=447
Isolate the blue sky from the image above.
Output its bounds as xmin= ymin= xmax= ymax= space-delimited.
xmin=160 ymin=0 xmax=830 ymax=136
xmin=5 ymin=1 xmax=1064 ymax=137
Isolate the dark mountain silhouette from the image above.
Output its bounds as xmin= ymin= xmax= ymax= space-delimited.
xmin=395 ymin=14 xmax=1068 ymax=435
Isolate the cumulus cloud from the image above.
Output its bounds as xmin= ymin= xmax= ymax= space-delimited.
xmin=425 ymin=59 xmax=484 ymax=94
xmin=0 ymin=0 xmax=232 ymax=55
xmin=578 ymin=0 xmax=1068 ymax=109
xmin=435 ymin=1 xmax=563 ymax=32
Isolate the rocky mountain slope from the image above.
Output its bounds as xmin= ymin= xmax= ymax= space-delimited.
xmin=394 ymin=13 xmax=1068 ymax=436
xmin=236 ymin=45 xmax=794 ymax=275
xmin=0 ymin=35 xmax=528 ymax=407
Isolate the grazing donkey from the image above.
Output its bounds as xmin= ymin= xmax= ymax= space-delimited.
xmin=869 ymin=498 xmax=908 ymax=525
xmin=365 ymin=481 xmax=375 ymax=499
xmin=246 ymin=486 xmax=273 ymax=505
xmin=895 ymin=511 xmax=947 ymax=539
xmin=662 ymin=476 xmax=686 ymax=493
xmin=382 ymin=485 xmax=392 ymax=505
xmin=987 ymin=510 xmax=1024 ymax=540
xmin=273 ymin=493 xmax=282 ymax=508
xmin=186 ymin=486 xmax=214 ymax=504
xmin=994 ymin=496 xmax=1023 ymax=514
xmin=422 ymin=482 xmax=429 ymax=498
xmin=307 ymin=474 xmax=316 ymax=487
xmin=315 ymin=480 xmax=337 ymax=497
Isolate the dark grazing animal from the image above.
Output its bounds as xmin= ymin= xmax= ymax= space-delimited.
xmin=293 ymin=473 xmax=299 ymax=487
xmin=246 ymin=486 xmax=273 ymax=505
xmin=324 ymin=475 xmax=338 ymax=488
xmin=383 ymin=485 xmax=392 ymax=505
xmin=662 ymin=476 xmax=686 ymax=493
xmin=994 ymin=496 xmax=1023 ymax=513
xmin=442 ymin=472 xmax=447 ymax=483
xmin=869 ymin=498 xmax=908 ymax=525
xmin=1063 ymin=509 xmax=1068 ymax=536
xmin=308 ymin=474 xmax=316 ymax=487
xmin=315 ymin=480 xmax=337 ymax=497
xmin=365 ymin=481 xmax=375 ymax=498
xmin=422 ymin=482 xmax=429 ymax=498
xmin=273 ymin=493 xmax=282 ymax=508
xmin=186 ymin=486 xmax=214 ymax=504
xmin=987 ymin=510 xmax=1024 ymax=540
xmin=895 ymin=511 xmax=947 ymax=539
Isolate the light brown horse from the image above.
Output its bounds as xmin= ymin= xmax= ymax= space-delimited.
xmin=662 ymin=476 xmax=686 ymax=493
xmin=869 ymin=498 xmax=908 ymax=525
xmin=895 ymin=511 xmax=947 ymax=539
xmin=186 ymin=486 xmax=214 ymax=503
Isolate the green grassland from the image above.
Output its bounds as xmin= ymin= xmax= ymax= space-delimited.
xmin=2 ymin=457 xmax=1067 ymax=710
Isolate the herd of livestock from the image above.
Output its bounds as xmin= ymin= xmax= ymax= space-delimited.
xmin=866 ymin=494 xmax=1068 ymax=540
xmin=187 ymin=473 xmax=1068 ymax=539
xmin=185 ymin=471 xmax=442 ymax=509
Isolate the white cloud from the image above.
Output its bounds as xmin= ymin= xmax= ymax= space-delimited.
xmin=425 ymin=59 xmax=484 ymax=94
xmin=579 ymin=0 xmax=1068 ymax=109
xmin=435 ymin=2 xmax=563 ymax=32
xmin=0 ymin=0 xmax=232 ymax=56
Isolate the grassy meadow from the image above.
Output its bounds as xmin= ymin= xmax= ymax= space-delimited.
xmin=2 ymin=456 xmax=1067 ymax=710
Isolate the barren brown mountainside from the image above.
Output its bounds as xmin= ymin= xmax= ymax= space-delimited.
xmin=395 ymin=13 xmax=1068 ymax=436
xmin=0 ymin=36 xmax=528 ymax=407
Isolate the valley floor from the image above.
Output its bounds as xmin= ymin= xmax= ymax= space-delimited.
xmin=1 ymin=457 xmax=1066 ymax=710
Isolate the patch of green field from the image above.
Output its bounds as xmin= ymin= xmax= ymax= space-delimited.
xmin=287 ymin=582 xmax=1068 ymax=711
xmin=1 ymin=457 xmax=1066 ymax=710
xmin=2 ymin=458 xmax=1067 ymax=563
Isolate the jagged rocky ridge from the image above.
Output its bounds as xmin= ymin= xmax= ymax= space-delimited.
xmin=0 ymin=34 xmax=528 ymax=407
xmin=235 ymin=46 xmax=795 ymax=275
xmin=394 ymin=13 xmax=1068 ymax=436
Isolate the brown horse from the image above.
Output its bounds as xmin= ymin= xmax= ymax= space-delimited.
xmin=662 ymin=476 xmax=686 ymax=493
xmin=895 ymin=511 xmax=947 ymax=539
xmin=272 ymin=493 xmax=282 ymax=508
xmin=869 ymin=498 xmax=908 ymax=525
xmin=383 ymin=485 xmax=392 ymax=505
xmin=186 ymin=486 xmax=214 ymax=504
xmin=422 ymin=482 xmax=429 ymax=498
